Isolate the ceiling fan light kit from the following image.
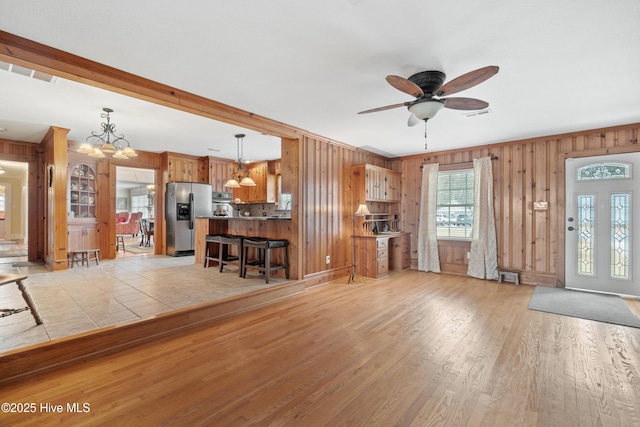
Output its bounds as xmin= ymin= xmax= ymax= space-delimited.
xmin=359 ymin=66 xmax=499 ymax=150
xmin=407 ymin=99 xmax=445 ymax=120
xmin=79 ymin=108 xmax=137 ymax=160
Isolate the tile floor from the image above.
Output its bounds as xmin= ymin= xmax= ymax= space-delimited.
xmin=0 ymin=245 xmax=287 ymax=354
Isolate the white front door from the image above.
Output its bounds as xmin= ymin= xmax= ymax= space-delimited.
xmin=565 ymin=152 xmax=640 ymax=296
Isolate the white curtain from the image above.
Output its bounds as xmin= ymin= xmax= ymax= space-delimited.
xmin=418 ymin=164 xmax=441 ymax=272
xmin=467 ymin=157 xmax=498 ymax=279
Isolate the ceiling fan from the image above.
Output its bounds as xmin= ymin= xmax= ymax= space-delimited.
xmin=358 ymin=65 xmax=499 ymax=147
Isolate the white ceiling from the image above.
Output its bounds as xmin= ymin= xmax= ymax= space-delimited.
xmin=1 ymin=1 xmax=639 ymax=160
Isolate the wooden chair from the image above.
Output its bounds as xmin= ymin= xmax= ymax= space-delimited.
xmin=0 ymin=274 xmax=43 ymax=325
xmin=116 ymin=235 xmax=125 ymax=252
xmin=140 ymin=219 xmax=154 ymax=247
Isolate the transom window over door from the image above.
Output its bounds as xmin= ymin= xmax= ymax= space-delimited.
xmin=436 ymin=169 xmax=474 ymax=239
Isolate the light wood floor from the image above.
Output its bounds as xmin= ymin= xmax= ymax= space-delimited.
xmin=1 ymin=271 xmax=640 ymax=426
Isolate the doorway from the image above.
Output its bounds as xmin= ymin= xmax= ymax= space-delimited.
xmin=565 ymin=152 xmax=640 ymax=296
xmin=115 ymin=166 xmax=156 ymax=256
xmin=0 ymin=161 xmax=29 ymax=262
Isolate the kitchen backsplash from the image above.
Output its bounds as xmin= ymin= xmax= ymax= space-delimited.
xmin=231 ymin=203 xmax=291 ymax=218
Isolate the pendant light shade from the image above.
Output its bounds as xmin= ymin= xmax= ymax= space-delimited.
xmin=224 ymin=178 xmax=241 ymax=188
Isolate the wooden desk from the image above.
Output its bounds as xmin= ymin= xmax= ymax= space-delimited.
xmin=353 ymin=232 xmax=411 ymax=279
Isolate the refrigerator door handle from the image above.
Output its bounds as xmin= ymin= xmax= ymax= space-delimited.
xmin=189 ymin=192 xmax=194 ymax=229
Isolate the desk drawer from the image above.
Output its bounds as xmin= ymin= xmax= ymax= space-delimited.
xmin=377 ymin=248 xmax=387 ymax=260
xmin=377 ymin=258 xmax=389 ymax=275
xmin=376 ymin=238 xmax=388 ymax=249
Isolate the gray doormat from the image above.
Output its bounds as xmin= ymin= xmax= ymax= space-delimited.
xmin=528 ymin=286 xmax=640 ymax=328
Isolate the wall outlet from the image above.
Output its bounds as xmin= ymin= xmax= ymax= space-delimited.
xmin=326 ymin=255 xmax=330 ymax=264
xmin=467 ymin=252 xmax=471 ymax=259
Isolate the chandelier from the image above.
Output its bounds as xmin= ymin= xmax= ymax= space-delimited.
xmin=224 ymin=134 xmax=256 ymax=188
xmin=78 ymin=108 xmax=137 ymax=159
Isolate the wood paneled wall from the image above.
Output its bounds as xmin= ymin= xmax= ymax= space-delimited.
xmin=401 ymin=123 xmax=640 ymax=285
xmin=301 ymin=136 xmax=390 ymax=284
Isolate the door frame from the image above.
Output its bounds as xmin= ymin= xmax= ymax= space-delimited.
xmin=557 ymin=146 xmax=640 ymax=287
xmin=0 ymin=183 xmax=11 ymax=240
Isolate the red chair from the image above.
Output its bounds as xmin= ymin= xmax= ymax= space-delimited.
xmin=116 ymin=212 xmax=142 ymax=236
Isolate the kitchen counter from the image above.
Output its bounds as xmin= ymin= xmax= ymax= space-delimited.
xmin=194 ymin=217 xmax=295 ymax=269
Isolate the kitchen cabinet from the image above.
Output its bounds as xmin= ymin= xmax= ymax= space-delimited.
xmin=208 ymin=158 xmax=235 ymax=192
xmin=232 ymin=162 xmax=274 ymax=203
xmin=268 ymin=159 xmax=281 ymax=175
xmin=168 ymin=157 xmax=197 ymax=182
xmin=165 ymin=153 xmax=208 ymax=183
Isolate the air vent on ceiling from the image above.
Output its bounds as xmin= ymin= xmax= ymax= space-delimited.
xmin=463 ymin=109 xmax=492 ymax=118
xmin=0 ymin=61 xmax=58 ymax=83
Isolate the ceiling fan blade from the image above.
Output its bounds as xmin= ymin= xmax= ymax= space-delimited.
xmin=436 ymin=65 xmax=499 ymax=97
xmin=386 ymin=75 xmax=424 ymax=97
xmin=358 ymin=102 xmax=408 ymax=114
xmin=443 ymin=97 xmax=489 ymax=110
xmin=407 ymin=113 xmax=420 ymax=127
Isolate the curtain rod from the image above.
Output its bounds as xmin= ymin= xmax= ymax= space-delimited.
xmin=420 ymin=154 xmax=498 ymax=168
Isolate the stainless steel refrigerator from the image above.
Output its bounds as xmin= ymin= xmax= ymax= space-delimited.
xmin=166 ymin=182 xmax=212 ymax=256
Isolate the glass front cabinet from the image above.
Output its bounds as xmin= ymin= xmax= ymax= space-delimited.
xmin=69 ymin=163 xmax=97 ymax=219
xmin=68 ymin=161 xmax=99 ymax=253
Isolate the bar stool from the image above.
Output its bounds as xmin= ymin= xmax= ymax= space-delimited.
xmin=218 ymin=235 xmax=245 ymax=275
xmin=241 ymin=238 xmax=289 ymax=284
xmin=0 ymin=274 xmax=43 ymax=325
xmin=203 ymin=234 xmax=225 ymax=268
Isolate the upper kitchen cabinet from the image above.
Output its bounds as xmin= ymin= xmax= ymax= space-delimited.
xmin=207 ymin=157 xmax=236 ymax=192
xmin=164 ymin=153 xmax=208 ymax=183
xmin=351 ymin=164 xmax=401 ymax=203
xmin=268 ymin=159 xmax=281 ymax=175
xmin=232 ymin=161 xmax=276 ymax=203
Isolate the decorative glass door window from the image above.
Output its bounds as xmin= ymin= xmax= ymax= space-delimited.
xmin=611 ymin=193 xmax=630 ymax=279
xmin=577 ymin=194 xmax=595 ymax=276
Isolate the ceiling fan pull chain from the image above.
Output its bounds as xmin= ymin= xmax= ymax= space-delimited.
xmin=424 ymin=120 xmax=428 ymax=150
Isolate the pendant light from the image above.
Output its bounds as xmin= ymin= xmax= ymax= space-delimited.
xmin=224 ymin=134 xmax=256 ymax=188
xmin=78 ymin=108 xmax=137 ymax=159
